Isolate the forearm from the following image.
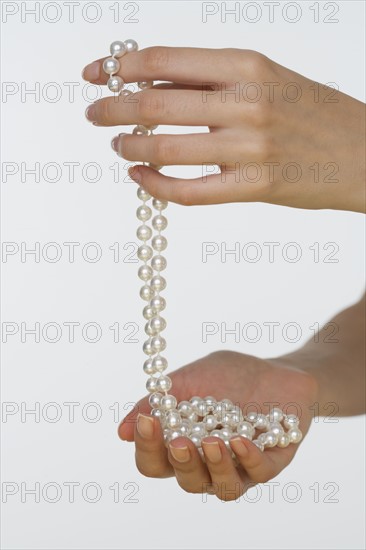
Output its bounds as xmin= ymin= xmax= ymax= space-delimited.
xmin=273 ymin=294 xmax=365 ymax=416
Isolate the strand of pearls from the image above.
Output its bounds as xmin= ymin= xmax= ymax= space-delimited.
xmin=103 ymin=40 xmax=303 ymax=459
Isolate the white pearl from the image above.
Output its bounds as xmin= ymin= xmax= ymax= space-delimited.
xmin=148 ymin=163 xmax=163 ymax=171
xmin=246 ymin=411 xmax=258 ymax=423
xmin=137 ymin=245 xmax=153 ymax=261
xmin=151 ymin=235 xmax=167 ymax=252
xmin=138 ymin=265 xmax=153 ymax=281
xmin=151 ymin=355 xmax=168 ymax=372
xmin=268 ymin=407 xmax=284 ymax=423
xmin=186 ymin=411 xmax=199 ymax=423
xmin=151 ymin=335 xmax=166 ymax=353
xmin=254 ymin=414 xmax=270 ymax=431
xmin=196 ymin=401 xmax=209 ymax=417
xmin=133 ymin=125 xmax=149 ymax=136
xmin=177 ymin=401 xmax=193 ymax=417
xmin=137 ymin=186 xmax=151 ymax=201
xmin=152 ymin=198 xmax=168 ymax=211
xmin=150 ymin=275 xmax=166 ymax=292
xmin=150 ymin=407 xmax=164 ymax=421
xmin=277 ymin=433 xmax=290 ymax=448
xmin=204 ymin=414 xmax=218 ymax=431
xmin=155 ymin=375 xmax=172 ymax=392
xmin=142 ymin=305 xmax=154 ymax=320
xmin=284 ymin=414 xmax=300 ymax=429
xmin=124 ymin=39 xmax=138 ymax=52
xmin=220 ymin=427 xmax=232 ymax=439
xmin=143 ymin=124 xmax=159 ymax=131
xmin=149 ymin=392 xmax=163 ymax=408
xmin=103 ymin=57 xmax=120 ymax=75
xmin=191 ymin=422 xmax=207 ymax=437
xmin=288 ymin=427 xmax=302 ymax=443
xmin=237 ymin=421 xmax=255 ymax=439
xmin=263 ymin=432 xmax=278 ymax=448
xmin=120 ymin=89 xmax=132 ymax=98
xmin=190 ymin=396 xmax=202 ymax=407
xmin=138 ymin=81 xmax=154 ymax=89
xmin=252 ymin=439 xmax=264 ymax=451
xmin=210 ymin=430 xmax=222 ymax=438
xmin=107 ymin=75 xmax=124 ymax=92
xmin=136 ymin=224 xmax=152 ymax=241
xmin=142 ymin=339 xmax=153 ymax=355
xmin=136 ymin=205 xmax=152 ymax=222
xmin=150 ymin=316 xmax=166 ymax=332
xmin=152 ymin=215 xmax=168 ymax=231
xmin=257 ymin=433 xmax=267 ymax=445
xmin=180 ymin=419 xmax=192 ymax=435
xmin=166 ymin=411 xmax=182 ymax=429
xmin=151 ymin=255 xmax=167 ymax=272
xmin=146 ymin=377 xmax=157 ymax=393
xmin=160 ymin=394 xmax=177 ymax=410
xmin=110 ymin=40 xmax=127 ymax=58
xmin=189 ymin=434 xmax=202 ymax=447
xmin=166 ymin=429 xmax=182 ymax=444
xmin=143 ymin=358 xmax=156 ymax=375
xmin=150 ymin=295 xmax=166 ymax=312
xmin=204 ymin=396 xmax=217 ymax=406
xmin=139 ymin=284 xmax=154 ymax=301
xmin=269 ymin=422 xmax=284 ymax=437
xmin=144 ymin=322 xmax=155 ymax=337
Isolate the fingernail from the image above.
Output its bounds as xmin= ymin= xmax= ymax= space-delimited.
xmin=202 ymin=440 xmax=222 ymax=463
xmin=85 ymin=104 xmax=96 ymax=122
xmin=111 ymin=133 xmax=127 ymax=155
xmin=82 ymin=61 xmax=100 ymax=81
xmin=229 ymin=436 xmax=248 ymax=457
xmin=137 ymin=413 xmax=154 ymax=439
xmin=128 ymin=166 xmax=141 ymax=183
xmin=169 ymin=444 xmax=190 ymax=463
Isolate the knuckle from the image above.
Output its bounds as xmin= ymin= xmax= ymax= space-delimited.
xmin=97 ymin=97 xmax=113 ymax=123
xmin=246 ymin=100 xmax=273 ymax=129
xmin=138 ymin=92 xmax=165 ymax=123
xmin=152 ymin=136 xmax=179 ymax=165
xmin=143 ymin=46 xmax=170 ymax=73
xmin=244 ymin=50 xmax=271 ymax=76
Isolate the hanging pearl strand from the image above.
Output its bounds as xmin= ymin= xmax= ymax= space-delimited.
xmin=103 ymin=40 xmax=303 ymax=459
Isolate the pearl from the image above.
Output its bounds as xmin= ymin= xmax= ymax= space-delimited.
xmin=152 ymin=198 xmax=168 ymax=211
xmin=257 ymin=433 xmax=267 ymax=445
xmin=146 ymin=377 xmax=157 ymax=393
xmin=150 ymin=316 xmax=166 ymax=332
xmin=204 ymin=396 xmax=217 ymax=406
xmin=220 ymin=427 xmax=232 ymax=439
xmin=137 ymin=187 xmax=151 ymax=201
xmin=149 ymin=392 xmax=163 ymax=408
xmin=103 ymin=57 xmax=120 ymax=75
xmin=152 ymin=215 xmax=168 ymax=231
xmin=166 ymin=429 xmax=183 ymax=444
xmin=148 ymin=163 xmax=162 ymax=170
xmin=160 ymin=394 xmax=177 ymax=410
xmin=237 ymin=421 xmax=255 ymax=439
xmin=166 ymin=411 xmax=182 ymax=429
xmin=288 ymin=427 xmax=302 ymax=443
xmin=246 ymin=411 xmax=258 ymax=423
xmin=137 ymin=245 xmax=153 ymax=261
xmin=277 ymin=433 xmax=290 ymax=448
xmin=138 ymin=265 xmax=153 ymax=281
xmin=210 ymin=430 xmax=222 ymax=438
xmin=140 ymin=284 xmax=154 ymax=301
xmin=120 ymin=89 xmax=132 ymax=98
xmin=142 ymin=305 xmax=154 ymax=320
xmin=151 ymin=335 xmax=166 ymax=353
xmin=137 ymin=205 xmax=152 ymax=221
xmin=177 ymin=401 xmax=193 ymax=417
xmin=203 ymin=414 xmax=218 ymax=431
xmin=150 ymin=295 xmax=166 ymax=312
xmin=195 ymin=401 xmax=209 ymax=417
xmin=150 ymin=275 xmax=166 ymax=292
xmin=186 ymin=411 xmax=199 ymax=423
xmin=151 ymin=235 xmax=167 ymax=252
xmin=284 ymin=414 xmax=300 ymax=429
xmin=252 ymin=439 xmax=264 ymax=452
xmin=144 ymin=125 xmax=159 ymax=131
xmin=254 ymin=414 xmax=270 ymax=431
xmin=124 ymin=39 xmax=138 ymax=52
xmin=142 ymin=339 xmax=153 ymax=355
xmin=107 ymin=75 xmax=124 ymax=92
xmin=143 ymin=358 xmax=156 ymax=375
xmin=136 ymin=224 xmax=152 ymax=241
xmin=138 ymin=81 xmax=154 ymax=89
xmin=190 ymin=396 xmax=202 ymax=408
xmin=150 ymin=407 xmax=164 ymax=421
xmin=110 ymin=40 xmax=127 ymax=57
xmin=268 ymin=407 xmax=284 ymax=423
xmin=151 ymin=255 xmax=167 ymax=271
xmin=180 ymin=419 xmax=192 ymax=435
xmin=144 ymin=322 xmax=155 ymax=337
xmin=263 ymin=432 xmax=278 ymax=448
xmin=151 ymin=355 xmax=168 ymax=372
xmin=155 ymin=375 xmax=172 ymax=392
xmin=269 ymin=422 xmax=284 ymax=437
xmin=133 ymin=125 xmax=149 ymax=136
xmin=191 ymin=422 xmax=207 ymax=437
xmin=189 ymin=434 xmax=202 ymax=447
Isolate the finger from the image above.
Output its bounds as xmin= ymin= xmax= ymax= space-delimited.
xmin=118 ymin=396 xmax=150 ymax=442
xmin=82 ymin=46 xmax=243 ymax=86
xmin=201 ymin=437 xmax=244 ymax=501
xmin=85 ymin=89 xmax=226 ymax=127
xmin=128 ymin=166 xmax=257 ymax=206
xmin=114 ymin=133 xmax=222 ymax=166
xmin=133 ymin=413 xmax=174 ymax=478
xmin=167 ymin=437 xmax=212 ymax=494
xmin=229 ymin=436 xmax=294 ymax=483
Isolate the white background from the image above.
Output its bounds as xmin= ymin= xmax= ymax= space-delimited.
xmin=1 ymin=1 xmax=365 ymax=549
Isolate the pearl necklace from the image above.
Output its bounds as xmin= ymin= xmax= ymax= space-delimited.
xmin=103 ymin=40 xmax=303 ymax=458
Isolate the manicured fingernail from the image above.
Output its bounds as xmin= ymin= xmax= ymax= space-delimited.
xmin=169 ymin=444 xmax=190 ymax=463
xmin=229 ymin=437 xmax=248 ymax=457
xmin=82 ymin=61 xmax=100 ymax=81
xmin=85 ymin=104 xmax=96 ymax=122
xmin=136 ymin=413 xmax=154 ymax=439
xmin=128 ymin=166 xmax=141 ymax=183
xmin=111 ymin=133 xmax=127 ymax=155
xmin=202 ymin=440 xmax=222 ymax=463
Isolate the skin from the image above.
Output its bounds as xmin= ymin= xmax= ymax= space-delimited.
xmin=81 ymin=47 xmax=365 ymax=500
xmin=82 ymin=46 xmax=365 ymax=212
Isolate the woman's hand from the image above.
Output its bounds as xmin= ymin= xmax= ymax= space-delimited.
xmin=118 ymin=350 xmax=318 ymax=501
xmin=82 ymin=47 xmax=365 ymax=212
